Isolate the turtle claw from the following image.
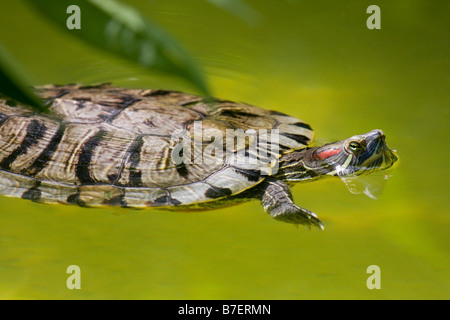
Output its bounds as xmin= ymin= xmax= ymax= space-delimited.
xmin=271 ymin=205 xmax=324 ymax=230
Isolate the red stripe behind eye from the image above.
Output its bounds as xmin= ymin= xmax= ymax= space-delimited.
xmin=317 ymin=147 xmax=342 ymax=160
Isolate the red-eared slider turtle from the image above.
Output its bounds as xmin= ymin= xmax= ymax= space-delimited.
xmin=0 ymin=84 xmax=397 ymax=228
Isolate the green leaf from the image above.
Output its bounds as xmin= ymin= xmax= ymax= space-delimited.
xmin=205 ymin=0 xmax=260 ymax=25
xmin=26 ymin=0 xmax=210 ymax=95
xmin=0 ymin=44 xmax=47 ymax=112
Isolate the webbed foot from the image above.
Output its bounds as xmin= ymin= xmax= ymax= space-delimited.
xmin=261 ymin=179 xmax=324 ymax=229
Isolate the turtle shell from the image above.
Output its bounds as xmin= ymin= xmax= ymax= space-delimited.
xmin=0 ymin=84 xmax=313 ymax=208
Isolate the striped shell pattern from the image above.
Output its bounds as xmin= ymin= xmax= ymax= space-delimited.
xmin=0 ymin=84 xmax=314 ymax=208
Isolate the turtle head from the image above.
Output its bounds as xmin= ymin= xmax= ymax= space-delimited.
xmin=313 ymin=129 xmax=398 ymax=177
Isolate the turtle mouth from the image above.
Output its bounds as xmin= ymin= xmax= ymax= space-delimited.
xmin=384 ymin=148 xmax=398 ymax=167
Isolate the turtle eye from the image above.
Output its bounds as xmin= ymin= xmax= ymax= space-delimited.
xmin=348 ymin=141 xmax=363 ymax=153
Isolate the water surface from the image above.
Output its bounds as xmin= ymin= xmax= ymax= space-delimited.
xmin=0 ymin=0 xmax=448 ymax=299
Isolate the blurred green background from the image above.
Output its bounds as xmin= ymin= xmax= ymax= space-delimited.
xmin=0 ymin=0 xmax=448 ymax=299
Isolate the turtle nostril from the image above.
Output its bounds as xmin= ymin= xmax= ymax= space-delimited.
xmin=371 ymin=129 xmax=385 ymax=141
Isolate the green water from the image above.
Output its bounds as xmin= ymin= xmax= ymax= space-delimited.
xmin=0 ymin=0 xmax=448 ymax=299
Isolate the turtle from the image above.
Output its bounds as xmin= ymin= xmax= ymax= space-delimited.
xmin=0 ymin=84 xmax=398 ymax=228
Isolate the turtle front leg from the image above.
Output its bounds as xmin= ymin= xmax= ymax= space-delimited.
xmin=261 ymin=179 xmax=324 ymax=229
